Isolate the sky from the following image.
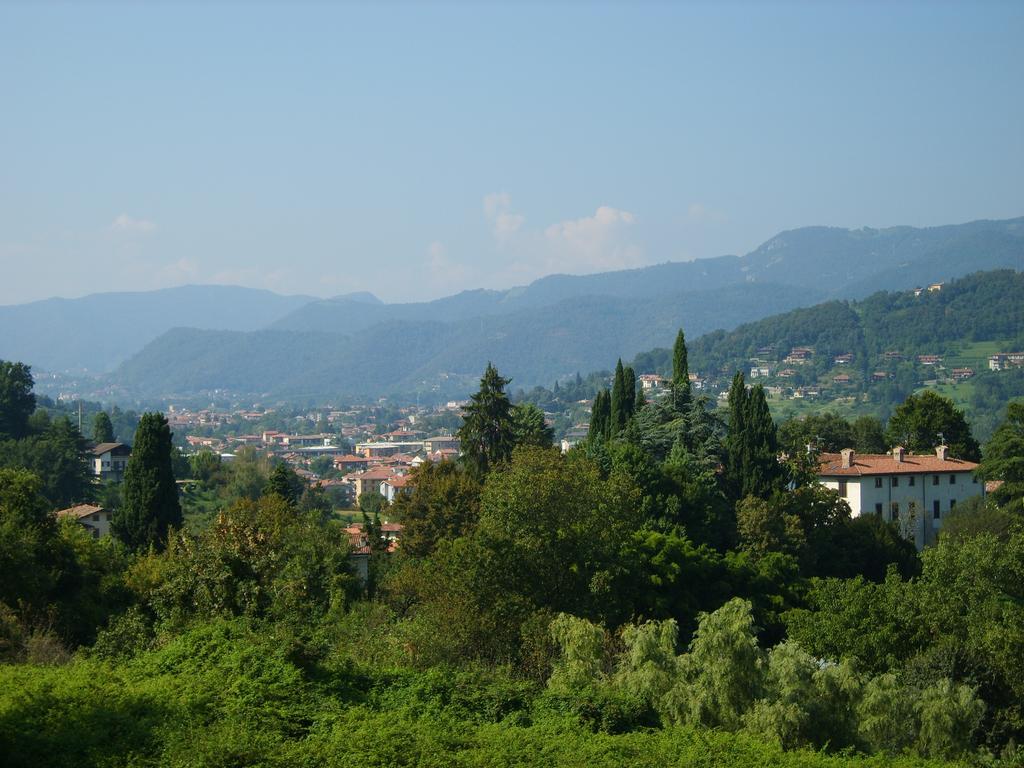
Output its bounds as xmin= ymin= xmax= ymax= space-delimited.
xmin=1 ymin=1 xmax=1022 ymax=306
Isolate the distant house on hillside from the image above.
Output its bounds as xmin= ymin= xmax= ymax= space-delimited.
xmin=639 ymin=374 xmax=667 ymax=391
xmin=92 ymin=443 xmax=131 ymax=482
xmin=57 ymin=504 xmax=112 ymax=539
xmin=989 ymin=353 xmax=1024 ymax=371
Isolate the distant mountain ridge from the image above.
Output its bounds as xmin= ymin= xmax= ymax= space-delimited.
xmin=1 ymin=216 xmax=1021 ymax=396
xmin=0 ymin=285 xmax=315 ymax=374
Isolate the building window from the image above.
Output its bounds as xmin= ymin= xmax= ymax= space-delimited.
xmin=838 ymin=480 xmax=847 ymax=497
xmin=890 ymin=502 xmax=899 ymax=521
xmin=875 ymin=502 xmax=883 ymax=515
xmin=950 ymin=474 xmax=956 ymax=485
xmin=950 ymin=499 xmax=956 ymax=510
xmin=933 ymin=500 xmax=940 ymax=519
xmin=874 ymin=477 xmax=883 ymax=488
xmin=892 ymin=476 xmax=899 ymax=488
xmin=932 ymin=475 xmax=940 ymax=486
xmin=909 ymin=476 xmax=916 ymax=486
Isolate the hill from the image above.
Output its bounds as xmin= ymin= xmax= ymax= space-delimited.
xmin=267 ymin=217 xmax=1024 ymax=334
xmin=113 ymin=282 xmax=819 ymax=399
xmin=4 ymin=216 xmax=1022 ymax=393
xmin=624 ymin=270 xmax=1024 ymax=436
xmin=0 ymin=285 xmax=315 ymax=374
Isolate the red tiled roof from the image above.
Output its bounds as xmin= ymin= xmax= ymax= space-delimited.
xmin=819 ymin=452 xmax=979 ymax=477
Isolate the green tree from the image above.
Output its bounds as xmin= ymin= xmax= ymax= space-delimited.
xmin=511 ymin=402 xmax=554 ymax=448
xmin=977 ymin=400 xmax=1024 ymax=507
xmin=672 ymin=329 xmax=691 ymax=411
xmin=724 ymin=372 xmax=748 ymax=498
xmin=588 ymin=389 xmax=611 ymax=443
xmin=0 ymin=468 xmax=58 ymax=611
xmin=0 ymin=361 xmax=36 ymax=441
xmin=623 ymin=365 xmax=637 ymax=420
xmin=885 ymin=390 xmax=980 ymax=460
xmin=264 ymin=462 xmax=304 ymax=506
xmin=113 ymin=412 xmax=181 ymax=552
xmin=393 ymin=460 xmax=481 ymax=558
xmin=458 ymin=363 xmax=515 ymax=477
xmin=663 ymin=598 xmax=764 ymax=730
xmin=852 ymin=415 xmax=887 ymax=454
xmin=92 ymin=411 xmax=114 ymax=444
xmin=610 ymin=359 xmax=627 ymax=435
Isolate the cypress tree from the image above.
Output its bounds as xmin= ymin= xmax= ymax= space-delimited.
xmin=457 ymin=362 xmax=516 ymax=477
xmin=623 ymin=365 xmax=637 ymax=420
xmin=588 ymin=389 xmax=611 ymax=443
xmin=724 ymin=372 xmax=749 ymax=499
xmin=610 ymin=359 xmax=627 ymax=435
xmin=113 ymin=412 xmax=182 ymax=551
xmin=672 ymin=329 xmax=692 ymax=411
xmin=741 ymin=385 xmax=782 ymax=498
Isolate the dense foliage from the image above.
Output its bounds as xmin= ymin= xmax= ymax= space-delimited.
xmin=1 ymin=351 xmax=1023 ymax=766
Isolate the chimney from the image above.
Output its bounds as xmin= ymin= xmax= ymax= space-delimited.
xmin=840 ymin=448 xmax=854 ymax=469
xmin=893 ymin=446 xmax=904 ymax=463
xmin=936 ymin=445 xmax=949 ymax=461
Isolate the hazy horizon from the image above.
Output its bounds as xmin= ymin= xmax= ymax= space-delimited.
xmin=2 ymin=1 xmax=1021 ymax=306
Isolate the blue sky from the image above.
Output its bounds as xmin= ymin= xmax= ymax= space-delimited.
xmin=1 ymin=1 xmax=1021 ymax=305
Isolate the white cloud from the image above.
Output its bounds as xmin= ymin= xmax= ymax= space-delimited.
xmin=540 ymin=205 xmax=644 ymax=273
xmin=482 ymin=192 xmax=525 ymax=239
xmin=110 ymin=213 xmax=156 ymax=233
xmin=686 ymin=203 xmax=728 ymax=226
xmin=156 ymin=257 xmax=200 ymax=284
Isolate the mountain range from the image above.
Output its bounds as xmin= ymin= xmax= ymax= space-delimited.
xmin=2 ymin=216 xmax=1021 ymax=400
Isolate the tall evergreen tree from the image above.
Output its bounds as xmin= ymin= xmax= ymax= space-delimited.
xmin=672 ymin=329 xmax=692 ymax=411
xmin=112 ymin=412 xmax=182 ymax=551
xmin=623 ymin=365 xmax=637 ymax=420
xmin=610 ymin=359 xmax=627 ymax=435
xmin=457 ymin=363 xmax=516 ymax=477
xmin=92 ymin=411 xmax=114 ymax=444
xmin=724 ymin=372 xmax=749 ymax=498
xmin=740 ymin=384 xmax=782 ymax=498
xmin=588 ymin=389 xmax=611 ymax=443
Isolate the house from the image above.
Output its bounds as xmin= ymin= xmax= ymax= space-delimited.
xmin=833 ymin=354 xmax=853 ymax=365
xmin=381 ymin=474 xmax=413 ymax=503
xmin=689 ymin=373 xmax=706 ymax=390
xmin=639 ymin=374 xmax=667 ymax=391
xmin=927 ymin=282 xmax=944 ymax=292
xmin=951 ymin=368 xmax=975 ymax=381
xmin=917 ymin=355 xmax=943 ymax=366
xmin=56 ymin=504 xmax=112 ymax=538
xmin=92 ymin=442 xmax=131 ymax=482
xmin=988 ymin=353 xmax=1024 ymax=371
xmin=423 ymin=435 xmax=461 ymax=453
xmin=832 ymin=374 xmax=851 ymax=385
xmin=871 ymin=371 xmax=891 ymax=382
xmin=778 ymin=368 xmax=798 ymax=379
xmin=817 ymin=446 xmax=982 ymax=549
xmin=334 ymin=454 xmax=372 ymax=472
xmin=749 ymin=366 xmax=771 ymax=379
xmin=345 ymin=467 xmax=402 ymax=499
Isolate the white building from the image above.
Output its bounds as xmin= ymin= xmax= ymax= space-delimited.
xmin=57 ymin=504 xmax=112 ymax=538
xmin=92 ymin=442 xmax=131 ymax=482
xmin=818 ymin=445 xmax=983 ymax=549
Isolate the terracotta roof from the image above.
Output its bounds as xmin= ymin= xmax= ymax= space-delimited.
xmin=819 ymin=451 xmax=979 ymax=477
xmin=384 ymin=475 xmax=412 ymax=488
xmin=56 ymin=504 xmax=106 ymax=520
xmin=357 ymin=467 xmax=399 ymax=481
